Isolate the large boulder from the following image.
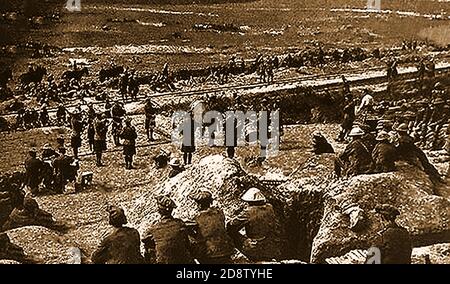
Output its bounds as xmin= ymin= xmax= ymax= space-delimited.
xmin=310 ymin=163 xmax=450 ymax=263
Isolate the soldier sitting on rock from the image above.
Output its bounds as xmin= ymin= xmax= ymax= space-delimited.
xmin=91 ymin=205 xmax=144 ymax=264
xmin=394 ymin=123 xmax=443 ymax=184
xmin=187 ymin=190 xmax=235 ymax=264
xmin=142 ymin=195 xmax=194 ymax=264
xmin=368 ymin=204 xmax=412 ymax=264
xmin=334 ymin=127 xmax=373 ymax=177
xmin=0 ymin=232 xmax=36 ymax=264
xmin=2 ymin=195 xmax=69 ymax=233
xmin=312 ymin=131 xmax=334 ymax=155
xmin=372 ymin=131 xmax=397 ymax=173
xmin=227 ymin=188 xmax=281 ymax=262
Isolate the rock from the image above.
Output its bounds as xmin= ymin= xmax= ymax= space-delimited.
xmin=310 ymin=164 xmax=450 ymax=263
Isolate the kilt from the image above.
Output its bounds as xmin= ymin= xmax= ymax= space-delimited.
xmin=123 ymin=144 xmax=136 ymax=156
xmin=71 ymin=135 xmax=82 ymax=148
xmin=94 ymin=140 xmax=107 ymax=152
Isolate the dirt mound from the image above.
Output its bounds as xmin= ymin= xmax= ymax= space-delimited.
xmin=126 ymin=154 xmax=278 ymax=234
xmin=6 ymin=226 xmax=72 ymax=264
xmin=310 ymin=164 xmax=450 ymax=263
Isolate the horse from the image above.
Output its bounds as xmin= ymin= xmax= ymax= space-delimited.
xmin=99 ymin=66 xmax=124 ymax=82
xmin=62 ymin=67 xmax=89 ymax=81
xmin=0 ymin=68 xmax=12 ymax=88
xmin=19 ymin=66 xmax=47 ymax=85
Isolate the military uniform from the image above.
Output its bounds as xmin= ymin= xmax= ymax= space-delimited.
xmin=24 ymin=155 xmax=43 ymax=194
xmin=0 ymin=233 xmax=33 ymax=264
xmin=337 ymin=139 xmax=373 ymax=177
xmin=378 ymin=224 xmax=412 ymax=264
xmin=91 ymin=227 xmax=144 ymax=264
xmin=227 ymin=204 xmax=281 ymax=262
xmin=312 ymin=135 xmax=334 ymax=154
xmin=120 ymin=124 xmax=138 ymax=169
xmin=189 ymin=207 xmax=234 ymax=264
xmin=142 ymin=216 xmax=194 ymax=264
xmin=372 ymin=141 xmax=397 ymax=173
xmin=144 ymin=100 xmax=156 ymax=140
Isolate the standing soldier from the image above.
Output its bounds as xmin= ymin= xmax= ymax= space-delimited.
xmin=56 ymin=103 xmax=67 ymax=126
xmin=119 ymin=72 xmax=129 ymax=101
xmin=227 ymin=188 xmax=281 ymax=262
xmin=181 ymin=111 xmax=196 ymax=165
xmin=187 ymin=190 xmax=235 ymax=264
xmin=111 ymin=100 xmax=126 ymax=146
xmin=39 ymin=104 xmax=49 ymax=127
xmin=94 ymin=113 xmax=109 ymax=166
xmin=142 ymin=195 xmax=194 ymax=264
xmin=87 ymin=120 xmax=95 ymax=153
xmin=70 ymin=109 xmax=84 ymax=159
xmin=91 ymin=206 xmax=144 ymax=264
xmin=371 ymin=204 xmax=412 ymax=264
xmin=24 ymin=148 xmax=42 ymax=196
xmin=120 ymin=117 xmax=138 ymax=169
xmin=337 ymin=93 xmax=356 ymax=142
xmin=144 ymin=98 xmax=157 ymax=141
xmin=53 ymin=147 xmax=71 ymax=194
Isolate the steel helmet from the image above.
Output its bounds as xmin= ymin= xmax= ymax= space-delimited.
xmin=242 ymin=187 xmax=266 ymax=203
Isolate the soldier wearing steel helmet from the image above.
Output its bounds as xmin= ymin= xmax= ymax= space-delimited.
xmin=372 ymin=131 xmax=397 ymax=173
xmin=371 ymin=204 xmax=412 ymax=264
xmin=142 ymin=195 xmax=194 ymax=264
xmin=334 ymin=126 xmax=374 ymax=177
xmin=226 ymin=188 xmax=281 ymax=262
xmin=187 ymin=190 xmax=235 ymax=264
xmin=91 ymin=205 xmax=144 ymax=264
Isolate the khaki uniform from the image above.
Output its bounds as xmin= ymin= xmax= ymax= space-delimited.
xmin=142 ymin=216 xmax=194 ymax=264
xmin=378 ymin=224 xmax=412 ymax=264
xmin=337 ymin=139 xmax=373 ymax=177
xmin=91 ymin=227 xmax=144 ymax=264
xmin=372 ymin=141 xmax=397 ymax=173
xmin=227 ymin=204 xmax=281 ymax=261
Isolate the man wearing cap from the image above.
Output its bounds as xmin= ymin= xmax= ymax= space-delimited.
xmin=120 ymin=117 xmax=138 ymax=169
xmin=70 ymin=109 xmax=84 ymax=159
xmin=142 ymin=195 xmax=194 ymax=264
xmin=91 ymin=205 xmax=144 ymax=264
xmin=335 ymin=126 xmax=373 ymax=177
xmin=395 ymin=123 xmax=443 ymax=184
xmin=168 ymin=158 xmax=185 ymax=178
xmin=24 ymin=148 xmax=43 ymax=196
xmin=144 ymin=98 xmax=157 ymax=141
xmin=372 ymin=131 xmax=397 ymax=173
xmin=370 ymin=204 xmax=412 ymax=264
xmin=56 ymin=103 xmax=67 ymax=126
xmin=312 ymin=131 xmax=334 ymax=155
xmin=227 ymin=188 xmax=281 ymax=262
xmin=187 ymin=190 xmax=235 ymax=264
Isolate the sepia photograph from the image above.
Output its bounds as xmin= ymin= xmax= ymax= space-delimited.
xmin=0 ymin=0 xmax=449 ymax=268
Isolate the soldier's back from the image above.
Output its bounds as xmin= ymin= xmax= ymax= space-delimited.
xmin=195 ymin=207 xmax=234 ymax=259
xmin=148 ymin=217 xmax=193 ymax=264
xmin=95 ymin=227 xmax=144 ymax=264
xmin=380 ymin=225 xmax=412 ymax=264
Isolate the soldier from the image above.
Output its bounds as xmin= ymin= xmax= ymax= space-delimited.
xmin=87 ymin=103 xmax=96 ymax=123
xmin=153 ymin=149 xmax=169 ymax=169
xmin=337 ymin=93 xmax=355 ymax=142
xmin=119 ymin=72 xmax=129 ymax=101
xmin=187 ymin=190 xmax=235 ymax=264
xmin=3 ymin=195 xmax=68 ymax=232
xmin=24 ymin=148 xmax=43 ymax=196
xmin=39 ymin=104 xmax=49 ymax=127
xmin=56 ymin=135 xmax=65 ymax=149
xmin=70 ymin=109 xmax=84 ymax=159
xmin=372 ymin=131 xmax=397 ymax=173
xmin=144 ymin=98 xmax=157 ymax=141
xmin=111 ymin=101 xmax=125 ymax=146
xmin=312 ymin=131 xmax=334 ymax=155
xmin=0 ymin=233 xmax=35 ymax=264
xmin=142 ymin=195 xmax=194 ymax=264
xmin=181 ymin=112 xmax=196 ymax=165
xmin=56 ymin=103 xmax=67 ymax=126
xmin=395 ymin=123 xmax=443 ymax=184
xmin=120 ymin=117 xmax=137 ymax=169
xmin=224 ymin=112 xmax=238 ymax=159
xmin=168 ymin=158 xmax=185 ymax=178
xmin=227 ymin=188 xmax=281 ymax=262
xmin=372 ymin=204 xmax=412 ymax=264
xmin=52 ymin=147 xmax=70 ymax=194
xmin=334 ymin=127 xmax=373 ymax=177
xmin=94 ymin=113 xmax=109 ymax=166
xmin=91 ymin=206 xmax=144 ymax=264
